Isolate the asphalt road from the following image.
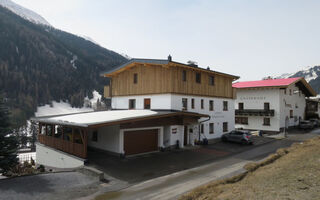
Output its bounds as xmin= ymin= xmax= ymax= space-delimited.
xmin=96 ymin=130 xmax=320 ymax=200
xmin=0 ymin=172 xmax=101 ymax=200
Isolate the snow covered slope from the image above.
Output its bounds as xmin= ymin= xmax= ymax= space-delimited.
xmin=274 ymin=66 xmax=320 ymax=82
xmin=265 ymin=65 xmax=320 ymax=94
xmin=0 ymin=0 xmax=50 ymax=26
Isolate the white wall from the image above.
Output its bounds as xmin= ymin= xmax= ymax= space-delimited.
xmin=235 ymin=86 xmax=306 ymax=132
xmin=279 ymin=84 xmax=306 ymax=128
xmin=88 ymin=125 xmax=121 ymax=154
xmin=36 ymin=143 xmax=84 ymax=169
xmin=112 ymin=94 xmax=172 ymax=110
xmin=112 ymin=93 xmax=235 ymax=141
xmin=171 ymin=94 xmax=235 ymax=140
xmin=235 ymin=88 xmax=281 ymax=132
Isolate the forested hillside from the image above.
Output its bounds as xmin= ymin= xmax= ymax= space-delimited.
xmin=0 ymin=5 xmax=127 ymax=126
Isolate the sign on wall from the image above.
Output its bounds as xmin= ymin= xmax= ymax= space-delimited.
xmin=240 ymin=96 xmax=266 ymax=100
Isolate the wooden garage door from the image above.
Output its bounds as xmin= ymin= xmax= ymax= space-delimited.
xmin=124 ymin=129 xmax=158 ymax=155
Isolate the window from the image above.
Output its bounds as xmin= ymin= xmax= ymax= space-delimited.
xmin=235 ymin=117 xmax=248 ymax=125
xmin=289 ymin=89 xmax=292 ymax=95
xmin=223 ymin=101 xmax=228 ymax=111
xmin=92 ymin=130 xmax=98 ymax=142
xmin=200 ymin=124 xmax=204 ymax=133
xmin=196 ymin=72 xmax=201 ymax=83
xmin=191 ymin=98 xmax=195 ymax=109
xmin=238 ymin=103 xmax=244 ymax=110
xmin=209 ymin=75 xmax=215 ymax=86
xmin=133 ymin=73 xmax=138 ymax=84
xmin=290 ymin=110 xmax=293 ymax=118
xmin=46 ymin=125 xmax=53 ymax=136
xmin=201 ymin=99 xmax=204 ymax=109
xmin=284 ymin=89 xmax=287 ymax=95
xmin=182 ymin=98 xmax=188 ymax=110
xmin=182 ymin=70 xmax=187 ymax=82
xmin=144 ymin=98 xmax=151 ymax=109
xmin=264 ymin=102 xmax=270 ymax=110
xmin=129 ymin=99 xmax=136 ymax=109
xmin=209 ymin=123 xmax=214 ymax=134
xmin=209 ymin=100 xmax=214 ymax=111
xmin=223 ymin=122 xmax=228 ymax=132
xmin=263 ymin=118 xmax=270 ymax=126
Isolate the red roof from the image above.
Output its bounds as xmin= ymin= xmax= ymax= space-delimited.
xmin=232 ymin=77 xmax=301 ymax=88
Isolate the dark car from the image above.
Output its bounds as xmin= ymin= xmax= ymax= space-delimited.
xmin=309 ymin=118 xmax=320 ymax=128
xmin=221 ymin=130 xmax=253 ymax=145
xmin=299 ymin=120 xmax=314 ymax=130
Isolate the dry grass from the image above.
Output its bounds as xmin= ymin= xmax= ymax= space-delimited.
xmin=180 ymin=137 xmax=320 ymax=200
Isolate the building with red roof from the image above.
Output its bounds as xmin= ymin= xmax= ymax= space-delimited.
xmin=233 ymin=77 xmax=316 ymax=133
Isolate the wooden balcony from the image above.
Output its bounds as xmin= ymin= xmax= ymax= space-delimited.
xmin=235 ymin=109 xmax=275 ymax=117
xmin=38 ymin=134 xmax=87 ymax=159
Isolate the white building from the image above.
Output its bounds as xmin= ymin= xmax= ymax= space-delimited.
xmin=33 ymin=57 xmax=239 ymax=168
xmin=233 ymin=77 xmax=316 ymax=133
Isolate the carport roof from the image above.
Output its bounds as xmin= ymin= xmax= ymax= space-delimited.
xmin=31 ymin=110 xmax=208 ymax=128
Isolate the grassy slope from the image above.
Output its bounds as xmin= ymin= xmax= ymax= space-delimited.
xmin=181 ymin=137 xmax=320 ymax=200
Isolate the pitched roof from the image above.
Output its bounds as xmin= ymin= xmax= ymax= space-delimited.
xmin=101 ymin=58 xmax=239 ymax=80
xmin=232 ymin=77 xmax=301 ymax=88
xmin=232 ymin=77 xmax=317 ymax=97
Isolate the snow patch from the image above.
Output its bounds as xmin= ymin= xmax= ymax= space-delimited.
xmin=35 ymin=101 xmax=93 ymax=117
xmin=0 ymin=0 xmax=51 ymax=26
xmin=83 ymin=90 xmax=105 ymax=110
xmin=43 ymin=110 xmax=158 ymax=125
xmin=79 ymin=34 xmax=101 ymax=46
xmin=120 ymin=53 xmax=132 ymax=60
xmin=70 ymin=55 xmax=78 ymax=69
xmin=35 ymin=90 xmax=104 ymax=117
xmin=270 ymin=65 xmax=320 ymax=83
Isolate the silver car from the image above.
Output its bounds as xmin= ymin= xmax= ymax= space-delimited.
xmin=221 ymin=130 xmax=253 ymax=145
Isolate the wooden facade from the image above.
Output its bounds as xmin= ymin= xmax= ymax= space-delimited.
xmin=104 ymin=62 xmax=238 ymax=99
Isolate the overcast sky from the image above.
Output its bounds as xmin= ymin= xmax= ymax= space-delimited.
xmin=13 ymin=0 xmax=320 ymax=81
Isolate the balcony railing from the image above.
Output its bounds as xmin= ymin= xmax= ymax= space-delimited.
xmin=235 ymin=109 xmax=275 ymax=116
xmin=38 ymin=135 xmax=86 ymax=159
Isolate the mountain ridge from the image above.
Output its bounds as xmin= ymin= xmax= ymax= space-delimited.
xmin=0 ymin=4 xmax=127 ymax=126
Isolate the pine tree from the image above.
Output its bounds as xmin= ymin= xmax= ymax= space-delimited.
xmin=0 ymin=96 xmax=18 ymax=175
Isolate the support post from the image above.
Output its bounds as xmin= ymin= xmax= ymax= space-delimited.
xmin=84 ymin=129 xmax=88 ymax=158
xmin=72 ymin=127 xmax=74 ymax=154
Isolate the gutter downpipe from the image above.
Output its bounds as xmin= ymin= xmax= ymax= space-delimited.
xmin=198 ymin=116 xmax=211 ymax=142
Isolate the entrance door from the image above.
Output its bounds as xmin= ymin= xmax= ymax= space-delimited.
xmin=124 ymin=129 xmax=158 ymax=155
xmin=184 ymin=126 xmax=188 ymax=145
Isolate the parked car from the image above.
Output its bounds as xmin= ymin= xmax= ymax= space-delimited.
xmin=221 ymin=130 xmax=253 ymax=145
xmin=309 ymin=118 xmax=320 ymax=127
xmin=299 ymin=120 xmax=314 ymax=130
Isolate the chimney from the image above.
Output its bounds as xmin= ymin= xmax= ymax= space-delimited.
xmin=207 ymin=66 xmax=210 ymax=70
xmin=168 ymin=55 xmax=172 ymax=62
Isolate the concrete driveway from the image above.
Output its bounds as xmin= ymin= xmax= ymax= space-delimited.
xmin=86 ymin=136 xmax=274 ymax=184
xmin=0 ymin=172 xmax=101 ymax=200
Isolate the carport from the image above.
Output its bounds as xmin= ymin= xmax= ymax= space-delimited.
xmin=32 ymin=110 xmax=208 ymax=168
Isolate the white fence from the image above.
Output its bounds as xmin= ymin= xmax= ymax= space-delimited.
xmin=18 ymin=152 xmax=36 ymax=163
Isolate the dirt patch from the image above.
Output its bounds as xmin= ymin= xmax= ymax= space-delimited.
xmin=180 ymin=136 xmax=320 ymax=200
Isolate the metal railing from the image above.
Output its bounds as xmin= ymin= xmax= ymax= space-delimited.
xmin=235 ymin=109 xmax=275 ymax=116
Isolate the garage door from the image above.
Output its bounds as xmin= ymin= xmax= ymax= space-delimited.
xmin=124 ymin=129 xmax=158 ymax=155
